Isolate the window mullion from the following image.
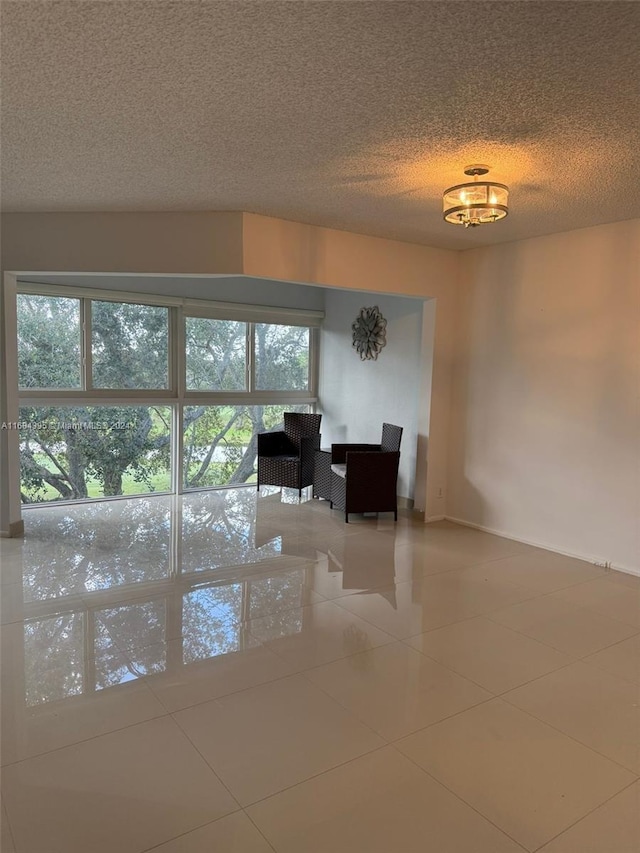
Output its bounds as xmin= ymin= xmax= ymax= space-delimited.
xmin=309 ymin=327 xmax=319 ymax=396
xmin=172 ymin=403 xmax=184 ymax=495
xmin=248 ymin=323 xmax=255 ymax=393
xmin=82 ymin=299 xmax=93 ymax=391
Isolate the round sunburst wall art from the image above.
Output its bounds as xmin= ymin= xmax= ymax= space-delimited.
xmin=351 ymin=306 xmax=387 ymax=361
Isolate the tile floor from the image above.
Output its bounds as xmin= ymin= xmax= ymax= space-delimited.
xmin=0 ymin=488 xmax=638 ymax=852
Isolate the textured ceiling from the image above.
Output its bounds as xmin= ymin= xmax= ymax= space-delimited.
xmin=2 ymin=1 xmax=639 ymax=250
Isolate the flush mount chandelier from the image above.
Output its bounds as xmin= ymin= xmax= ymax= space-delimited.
xmin=443 ymin=165 xmax=509 ymax=228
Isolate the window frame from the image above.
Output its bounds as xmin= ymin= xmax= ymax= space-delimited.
xmin=15 ymin=281 xmax=322 ymax=505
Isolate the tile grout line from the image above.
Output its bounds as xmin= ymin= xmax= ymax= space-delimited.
xmin=234 ymin=743 xmax=393 ymax=812
xmin=387 ymin=740 xmax=530 ymax=852
xmin=143 ymin=659 xmax=299 ymax=713
xmin=1 ymin=803 xmax=18 ymax=853
xmin=399 ymin=629 xmax=579 ymax=697
xmin=163 ymin=710 xmax=246 ymax=811
xmin=387 ymin=638 xmax=640 ymax=774
xmin=165 ymin=672 xmax=390 ymax=810
xmin=528 ymin=777 xmax=640 ymax=852
xmin=243 ymin=808 xmax=279 ymax=853
xmin=294 ymin=643 xmax=499 ymax=741
xmin=498 ymin=689 xmax=640 ymax=778
xmin=137 ymin=811 xmax=244 ymax=853
xmin=482 ymin=609 xmax=640 ymax=660
xmin=0 ymin=700 xmax=173 ymax=770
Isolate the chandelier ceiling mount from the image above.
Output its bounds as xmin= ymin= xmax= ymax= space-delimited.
xmin=443 ymin=165 xmax=509 ymax=228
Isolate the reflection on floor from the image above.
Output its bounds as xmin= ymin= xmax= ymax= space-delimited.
xmin=1 ymin=488 xmax=639 ymax=852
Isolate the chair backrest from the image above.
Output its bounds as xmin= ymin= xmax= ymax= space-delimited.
xmin=381 ymin=423 xmax=403 ymax=453
xmin=284 ymin=412 xmax=322 ymax=450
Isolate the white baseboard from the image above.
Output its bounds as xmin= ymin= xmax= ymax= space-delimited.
xmin=425 ymin=514 xmax=446 ymax=523
xmin=397 ymin=496 xmax=414 ymax=510
xmin=0 ymin=521 xmax=24 ymax=539
xmin=444 ymin=515 xmax=640 ymax=578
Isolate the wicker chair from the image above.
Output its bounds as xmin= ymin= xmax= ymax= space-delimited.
xmin=328 ymin=423 xmax=403 ymax=522
xmin=256 ymin=412 xmax=322 ymax=496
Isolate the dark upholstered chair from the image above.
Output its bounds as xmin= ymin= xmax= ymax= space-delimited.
xmin=329 ymin=423 xmax=403 ymax=522
xmin=257 ymin=412 xmax=322 ymax=496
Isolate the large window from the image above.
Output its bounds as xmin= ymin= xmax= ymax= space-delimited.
xmin=16 ymin=287 xmax=320 ymax=504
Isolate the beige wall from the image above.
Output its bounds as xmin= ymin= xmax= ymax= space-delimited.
xmin=1 ymin=212 xmax=244 ymax=274
xmin=449 ymin=220 xmax=640 ymax=572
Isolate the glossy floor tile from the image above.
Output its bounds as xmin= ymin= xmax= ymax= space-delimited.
xmin=247 ymin=746 xmax=524 ymax=853
xmin=537 ymin=781 xmax=640 ymax=852
xmin=584 ymin=632 xmax=640 ymax=684
xmin=406 ymin=615 xmax=574 ymax=694
xmin=1 ymin=660 xmax=167 ymax=766
xmin=173 ymin=673 xmax=384 ymax=805
xmin=487 ymin=593 xmax=639 ymax=658
xmin=2 ymin=489 xmax=639 ymax=852
xmin=145 ymin=812 xmax=273 ymax=853
xmin=141 ymin=640 xmax=296 ymax=712
xmin=458 ymin=550 xmax=609 ymax=594
xmin=505 ymin=661 xmax=640 ymax=774
xmin=397 ymin=699 xmax=635 ymax=851
xmin=304 ymin=640 xmax=491 ymax=740
xmin=333 ymin=568 xmax=533 ymax=640
xmin=246 ymin=599 xmax=395 ymax=669
xmin=1 ymin=716 xmax=238 ymax=853
xmin=552 ymin=577 xmax=640 ymax=628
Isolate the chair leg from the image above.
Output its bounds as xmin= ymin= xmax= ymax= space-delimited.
xmin=345 ymin=512 xmax=349 ymax=523
xmin=299 ymin=488 xmax=302 ymax=497
xmin=329 ymin=501 xmax=333 ymax=508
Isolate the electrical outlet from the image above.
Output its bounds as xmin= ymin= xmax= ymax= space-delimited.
xmin=436 ymin=487 xmax=444 ymax=499
xmin=594 ymin=560 xmax=612 ymax=571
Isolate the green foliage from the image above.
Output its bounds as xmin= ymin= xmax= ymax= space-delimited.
xmin=255 ymin=323 xmax=309 ymax=390
xmin=19 ymin=406 xmax=171 ymax=502
xmin=92 ymin=301 xmax=169 ymax=389
xmin=17 ymin=295 xmax=312 ymax=503
xmin=17 ymin=295 xmax=82 ymax=389
xmin=186 ymin=318 xmax=246 ymax=391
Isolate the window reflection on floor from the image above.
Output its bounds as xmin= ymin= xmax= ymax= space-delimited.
xmin=24 ymin=613 xmax=84 ymax=706
xmin=183 ymin=585 xmax=243 ymax=663
xmin=13 ymin=489 xmax=314 ymax=711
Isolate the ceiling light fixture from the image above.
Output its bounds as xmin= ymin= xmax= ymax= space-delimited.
xmin=443 ymin=165 xmax=509 ymax=228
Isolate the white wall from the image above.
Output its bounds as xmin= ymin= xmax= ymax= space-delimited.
xmin=448 ymin=220 xmax=640 ymax=573
xmin=319 ymin=289 xmax=427 ymax=500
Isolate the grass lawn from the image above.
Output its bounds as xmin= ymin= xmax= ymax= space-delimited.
xmin=22 ymin=469 xmax=172 ymax=503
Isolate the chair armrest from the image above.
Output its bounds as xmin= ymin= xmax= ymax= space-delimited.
xmin=331 ymin=443 xmax=381 ymax=463
xmin=257 ymin=430 xmax=289 ymax=456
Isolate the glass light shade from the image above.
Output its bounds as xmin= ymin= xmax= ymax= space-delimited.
xmin=443 ymin=181 xmax=509 ymax=227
